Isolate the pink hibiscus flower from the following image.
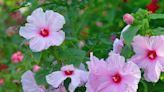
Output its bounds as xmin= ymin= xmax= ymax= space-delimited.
xmin=131 ymin=35 xmax=164 ymax=82
xmin=21 ymin=70 xmax=67 ymax=92
xmin=86 ymin=53 xmax=141 ymax=92
xmin=19 ymin=8 xmax=65 ymax=52
xmin=46 ymin=64 xmax=88 ymax=92
xmin=21 ymin=71 xmax=46 ymax=92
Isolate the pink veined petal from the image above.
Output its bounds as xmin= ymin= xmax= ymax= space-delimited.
xmin=86 ymin=73 xmax=100 ymax=92
xmin=52 ymin=85 xmax=67 ymax=92
xmin=153 ymin=36 xmax=164 ymax=57
xmin=157 ymin=57 xmax=164 ymax=72
xmin=132 ymin=35 xmax=150 ymax=55
xmin=86 ymin=72 xmax=111 ymax=92
xmin=69 ymin=75 xmax=81 ymax=92
xmin=49 ymin=30 xmax=65 ymax=46
xmin=19 ymin=24 xmax=39 ymax=39
xmin=45 ymin=10 xmax=65 ymax=32
xmin=99 ymin=84 xmax=117 ymax=92
xmin=46 ymin=71 xmax=67 ymax=88
xmin=27 ymin=8 xmax=46 ymax=28
xmin=79 ymin=63 xmax=86 ymax=71
xmin=130 ymin=55 xmax=148 ymax=69
xmin=121 ymin=61 xmax=141 ymax=92
xmin=76 ymin=69 xmax=88 ymax=84
xmin=88 ymin=53 xmax=108 ymax=76
xmin=144 ymin=62 xmax=162 ymax=82
xmin=106 ymin=53 xmax=125 ymax=71
xmin=96 ymin=81 xmax=111 ymax=92
xmin=21 ymin=70 xmax=45 ymax=92
xmin=122 ymin=61 xmax=141 ymax=81
xmin=29 ymin=36 xmax=46 ymax=52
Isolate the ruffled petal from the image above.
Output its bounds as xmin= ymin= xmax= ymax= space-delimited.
xmin=49 ymin=30 xmax=65 ymax=46
xmin=157 ymin=57 xmax=164 ymax=71
xmin=21 ymin=70 xmax=45 ymax=92
xmin=144 ymin=62 xmax=162 ymax=82
xmin=76 ymin=69 xmax=88 ymax=85
xmin=45 ymin=10 xmax=65 ymax=31
xmin=46 ymin=71 xmax=67 ymax=88
xmin=130 ymin=55 xmax=148 ymax=69
xmin=27 ymin=8 xmax=46 ymax=28
xmin=132 ymin=35 xmax=150 ymax=55
xmin=152 ymin=36 xmax=164 ymax=57
xmin=122 ymin=61 xmax=141 ymax=92
xmin=106 ymin=53 xmax=125 ymax=71
xmin=29 ymin=36 xmax=46 ymax=52
xmin=99 ymin=85 xmax=117 ymax=92
xmin=69 ymin=75 xmax=81 ymax=92
xmin=88 ymin=53 xmax=108 ymax=76
xmin=19 ymin=24 xmax=39 ymax=39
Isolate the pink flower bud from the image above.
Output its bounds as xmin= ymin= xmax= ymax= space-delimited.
xmin=110 ymin=34 xmax=117 ymax=42
xmin=33 ymin=65 xmax=41 ymax=72
xmin=11 ymin=51 xmax=24 ymax=63
xmin=0 ymin=79 xmax=4 ymax=85
xmin=123 ymin=13 xmax=134 ymax=25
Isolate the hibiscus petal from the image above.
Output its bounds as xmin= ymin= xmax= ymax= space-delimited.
xmin=157 ymin=57 xmax=164 ymax=72
xmin=88 ymin=53 xmax=108 ymax=76
xmin=29 ymin=36 xmax=46 ymax=52
xmin=106 ymin=53 xmax=125 ymax=71
xmin=19 ymin=24 xmax=39 ymax=39
xmin=45 ymin=10 xmax=65 ymax=32
xmin=27 ymin=8 xmax=46 ymax=28
xmin=144 ymin=62 xmax=162 ymax=82
xmin=69 ymin=75 xmax=81 ymax=92
xmin=152 ymin=36 xmax=164 ymax=57
xmin=46 ymin=71 xmax=67 ymax=88
xmin=21 ymin=70 xmax=45 ymax=92
xmin=49 ymin=30 xmax=65 ymax=46
xmin=122 ymin=61 xmax=141 ymax=92
xmin=132 ymin=35 xmax=150 ymax=55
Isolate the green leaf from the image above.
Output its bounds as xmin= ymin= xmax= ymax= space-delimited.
xmin=152 ymin=27 xmax=164 ymax=35
xmin=121 ymin=45 xmax=134 ymax=59
xmin=59 ymin=48 xmax=86 ymax=67
xmin=150 ymin=14 xmax=164 ymax=19
xmin=123 ymin=25 xmax=141 ymax=47
xmin=35 ymin=69 xmax=49 ymax=85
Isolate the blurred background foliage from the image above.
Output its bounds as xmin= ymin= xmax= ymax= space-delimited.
xmin=0 ymin=0 xmax=164 ymax=92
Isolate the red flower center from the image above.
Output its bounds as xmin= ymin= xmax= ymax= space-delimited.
xmin=40 ymin=28 xmax=49 ymax=37
xmin=64 ymin=70 xmax=74 ymax=76
xmin=147 ymin=50 xmax=157 ymax=60
xmin=112 ymin=73 xmax=122 ymax=84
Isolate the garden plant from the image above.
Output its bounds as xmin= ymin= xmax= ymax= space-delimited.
xmin=0 ymin=0 xmax=164 ymax=92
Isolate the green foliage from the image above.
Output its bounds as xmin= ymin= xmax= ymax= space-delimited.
xmin=123 ymin=25 xmax=141 ymax=47
xmin=1 ymin=0 xmax=164 ymax=92
xmin=150 ymin=14 xmax=164 ymax=19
